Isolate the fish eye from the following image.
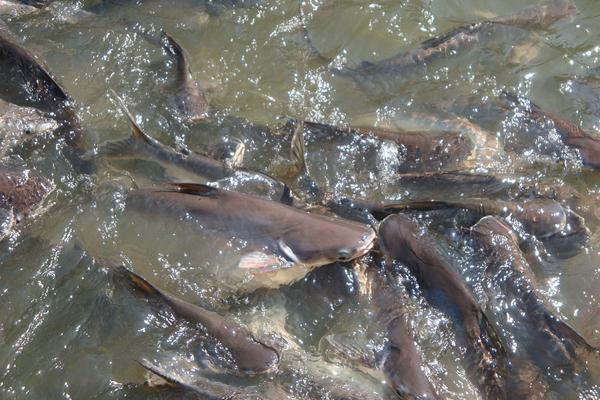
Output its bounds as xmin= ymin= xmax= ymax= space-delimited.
xmin=337 ymin=249 xmax=352 ymax=261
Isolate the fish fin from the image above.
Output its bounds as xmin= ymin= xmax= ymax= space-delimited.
xmin=138 ymin=359 xmax=183 ymax=389
xmin=277 ymin=239 xmax=301 ymax=263
xmin=228 ymin=137 xmax=245 ymax=168
xmin=167 ymin=182 xmax=219 ymax=196
xmin=290 ymin=120 xmax=307 ymax=176
xmin=479 ymin=310 xmax=507 ymax=357
xmin=93 ymin=137 xmax=138 ymax=159
xmin=238 ymin=251 xmax=295 ymax=273
xmin=109 ymin=89 xmax=152 ymax=144
xmin=0 ymin=207 xmax=14 ymax=241
xmin=160 ymin=30 xmax=184 ymax=58
xmin=117 ymin=266 xmax=162 ymax=298
xmin=383 ymin=200 xmax=456 ymax=213
xmin=280 ymin=185 xmax=293 ymax=206
xmin=544 ymin=311 xmax=597 ymax=353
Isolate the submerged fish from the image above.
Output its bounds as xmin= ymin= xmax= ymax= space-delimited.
xmin=381 ymin=197 xmax=570 ymax=239
xmin=159 ymin=31 xmax=209 ymax=123
xmin=332 ymin=0 xmax=574 ymax=94
xmin=138 ymin=359 xmax=264 ymax=399
xmin=370 ymin=269 xmax=442 ymax=400
xmin=300 ymin=119 xmax=474 ymax=172
xmin=0 ymin=167 xmax=52 ymax=240
xmin=0 ymin=0 xmax=38 ymax=16
xmin=126 ymin=183 xmax=376 ymax=288
xmin=119 ymin=267 xmax=280 ymax=375
xmin=92 ymin=92 xmax=233 ymax=181
xmin=0 ymin=98 xmax=58 ymax=154
xmin=471 ymin=216 xmax=597 ymax=375
xmin=379 ymin=214 xmax=518 ymax=400
xmin=502 ymin=92 xmax=600 ymax=169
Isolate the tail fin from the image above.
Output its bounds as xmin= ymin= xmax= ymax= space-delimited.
xmin=117 ymin=266 xmax=162 ymax=298
xmin=544 ymin=312 xmax=597 ymax=354
xmin=109 ymin=89 xmax=152 ymax=144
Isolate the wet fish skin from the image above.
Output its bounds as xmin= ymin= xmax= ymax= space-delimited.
xmin=382 ymin=198 xmax=568 ymax=239
xmin=126 ymin=183 xmax=376 ymax=283
xmin=490 ymin=0 xmax=576 ymax=30
xmin=300 ymin=120 xmax=475 ymax=172
xmin=138 ymin=359 xmax=264 ymax=399
xmin=0 ymin=98 xmax=58 ymax=154
xmin=471 ymin=216 xmax=597 ymax=373
xmin=94 ymin=92 xmax=233 ymax=181
xmin=371 ymin=269 xmax=442 ymax=400
xmin=378 ymin=214 xmax=509 ymax=400
xmin=120 ymin=267 xmax=280 ymax=375
xmin=160 ymin=31 xmax=209 ymax=124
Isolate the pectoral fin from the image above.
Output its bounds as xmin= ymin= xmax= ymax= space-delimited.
xmin=238 ymin=251 xmax=295 ymax=274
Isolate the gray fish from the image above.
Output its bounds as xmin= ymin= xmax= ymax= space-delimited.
xmin=0 ymin=98 xmax=58 ymax=154
xmin=0 ymin=167 xmax=52 ymax=239
xmin=159 ymin=31 xmax=209 ymax=124
xmin=332 ymin=0 xmax=574 ymax=94
xmin=120 ymin=267 xmax=280 ymax=375
xmin=381 ymin=197 xmax=569 ymax=239
xmin=370 ymin=269 xmax=442 ymax=400
xmin=138 ymin=359 xmax=264 ymax=400
xmin=0 ymin=0 xmax=38 ymax=16
xmin=300 ymin=119 xmax=474 ymax=172
xmin=93 ymin=92 xmax=233 ymax=181
xmin=379 ymin=214 xmax=517 ymax=400
xmin=126 ymin=183 xmax=376 ymax=288
xmin=502 ymin=92 xmax=600 ymax=169
xmin=471 ymin=216 xmax=597 ymax=374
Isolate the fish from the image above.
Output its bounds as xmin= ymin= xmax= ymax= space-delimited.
xmin=0 ymin=167 xmax=53 ymax=240
xmin=119 ymin=266 xmax=280 ymax=375
xmin=159 ymin=31 xmax=209 ymax=123
xmin=126 ymin=183 xmax=376 ymax=288
xmin=0 ymin=0 xmax=38 ymax=16
xmin=299 ymin=119 xmax=475 ymax=172
xmin=0 ymin=21 xmax=92 ymax=170
xmin=138 ymin=359 xmax=264 ymax=399
xmin=471 ymin=216 xmax=597 ymax=374
xmin=331 ymin=0 xmax=574 ymax=95
xmin=395 ymin=171 xmax=517 ymax=197
xmin=0 ymin=98 xmax=58 ymax=154
xmin=378 ymin=214 xmax=520 ymax=400
xmin=370 ymin=268 xmax=442 ymax=400
xmin=380 ymin=197 xmax=570 ymax=239
xmin=92 ymin=91 xmax=234 ymax=181
xmin=501 ymin=92 xmax=600 ymax=169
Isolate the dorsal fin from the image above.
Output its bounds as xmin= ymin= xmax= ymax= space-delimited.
xmin=167 ymin=182 xmax=219 ymax=196
xmin=109 ymin=89 xmax=152 ymax=144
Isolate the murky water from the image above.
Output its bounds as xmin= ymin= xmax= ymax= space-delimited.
xmin=0 ymin=0 xmax=600 ymax=398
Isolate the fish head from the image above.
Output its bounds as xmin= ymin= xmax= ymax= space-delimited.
xmin=470 ymin=216 xmax=518 ymax=250
xmin=536 ymin=0 xmax=577 ymax=27
xmin=377 ymin=214 xmax=420 ymax=259
xmin=280 ymin=218 xmax=377 ymax=267
xmin=520 ymin=199 xmax=567 ymax=238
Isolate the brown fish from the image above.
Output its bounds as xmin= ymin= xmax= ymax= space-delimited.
xmin=300 ymin=120 xmax=474 ymax=172
xmin=502 ymin=92 xmax=600 ymax=169
xmin=126 ymin=183 xmax=376 ymax=289
xmin=370 ymin=269 xmax=442 ymax=400
xmin=381 ymin=197 xmax=569 ymax=239
xmin=471 ymin=216 xmax=597 ymax=374
xmin=379 ymin=214 xmax=513 ymax=400
xmin=120 ymin=267 xmax=280 ymax=375
xmin=160 ymin=31 xmax=209 ymax=123
xmin=332 ymin=1 xmax=574 ymax=94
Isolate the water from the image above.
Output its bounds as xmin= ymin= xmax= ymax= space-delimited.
xmin=0 ymin=0 xmax=599 ymax=398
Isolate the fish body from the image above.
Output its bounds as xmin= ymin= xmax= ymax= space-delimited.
xmin=471 ymin=216 xmax=596 ymax=373
xmin=126 ymin=183 xmax=376 ymax=287
xmin=302 ymin=120 xmax=474 ymax=172
xmin=121 ymin=267 xmax=280 ymax=375
xmin=371 ymin=270 xmax=442 ymax=399
xmin=160 ymin=31 xmax=209 ymax=123
xmin=95 ymin=92 xmax=233 ymax=181
xmin=379 ymin=214 xmax=510 ymax=400
xmin=0 ymin=0 xmax=37 ymax=16
xmin=383 ymin=198 xmax=568 ymax=239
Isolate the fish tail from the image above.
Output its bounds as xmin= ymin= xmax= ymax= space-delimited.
xmin=117 ymin=266 xmax=162 ymax=298
xmin=159 ymin=30 xmax=184 ymax=59
xmin=544 ymin=311 xmax=597 ymax=354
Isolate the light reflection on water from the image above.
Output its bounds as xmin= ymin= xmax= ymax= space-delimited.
xmin=0 ymin=0 xmax=598 ymax=399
